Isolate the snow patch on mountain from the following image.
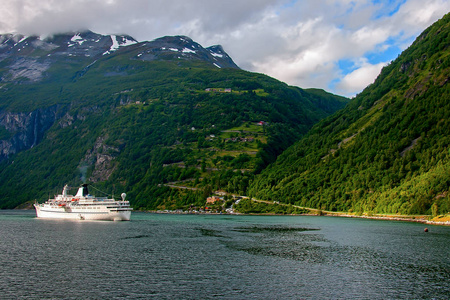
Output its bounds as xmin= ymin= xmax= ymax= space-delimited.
xmin=120 ymin=36 xmax=137 ymax=47
xmin=210 ymin=52 xmax=223 ymax=58
xmin=182 ymin=48 xmax=196 ymax=54
xmin=17 ymin=36 xmax=28 ymax=45
xmin=71 ymin=34 xmax=83 ymax=43
xmin=103 ymin=35 xmax=137 ymax=55
xmin=110 ymin=35 xmax=120 ymax=51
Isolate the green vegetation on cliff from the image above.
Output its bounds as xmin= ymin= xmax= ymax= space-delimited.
xmin=248 ymin=14 xmax=450 ymax=216
xmin=0 ymin=43 xmax=347 ymax=209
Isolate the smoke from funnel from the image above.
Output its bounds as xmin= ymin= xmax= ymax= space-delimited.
xmin=79 ymin=165 xmax=88 ymax=183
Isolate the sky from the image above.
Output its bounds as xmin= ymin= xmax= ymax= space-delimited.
xmin=0 ymin=0 xmax=448 ymax=97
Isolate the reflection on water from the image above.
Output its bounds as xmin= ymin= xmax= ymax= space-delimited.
xmin=0 ymin=210 xmax=449 ymax=299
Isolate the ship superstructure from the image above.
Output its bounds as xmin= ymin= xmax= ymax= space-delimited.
xmin=34 ymin=184 xmax=132 ymax=221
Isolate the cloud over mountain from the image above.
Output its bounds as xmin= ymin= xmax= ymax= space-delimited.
xmin=0 ymin=0 xmax=448 ymax=96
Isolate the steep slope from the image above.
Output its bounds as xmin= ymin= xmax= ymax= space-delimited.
xmin=249 ymin=13 xmax=450 ymax=216
xmin=0 ymin=32 xmax=347 ymax=209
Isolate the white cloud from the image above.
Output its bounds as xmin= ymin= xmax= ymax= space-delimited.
xmin=0 ymin=0 xmax=449 ymax=97
xmin=336 ymin=60 xmax=387 ymax=96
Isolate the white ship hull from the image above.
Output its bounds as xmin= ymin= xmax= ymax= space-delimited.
xmin=35 ymin=205 xmax=131 ymax=221
xmin=34 ymin=184 xmax=132 ymax=221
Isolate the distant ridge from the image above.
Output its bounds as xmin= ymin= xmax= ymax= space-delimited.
xmin=0 ymin=31 xmax=239 ymax=85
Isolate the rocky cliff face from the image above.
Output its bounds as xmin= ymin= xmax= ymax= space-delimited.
xmin=0 ymin=105 xmax=66 ymax=160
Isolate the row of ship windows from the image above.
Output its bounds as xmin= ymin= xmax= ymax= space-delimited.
xmin=51 ymin=203 xmax=126 ymax=206
xmin=51 ymin=206 xmax=107 ymax=209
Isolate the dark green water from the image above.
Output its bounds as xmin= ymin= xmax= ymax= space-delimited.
xmin=1 ymin=210 xmax=449 ymax=299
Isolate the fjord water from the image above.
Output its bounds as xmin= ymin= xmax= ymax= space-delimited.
xmin=1 ymin=211 xmax=448 ymax=299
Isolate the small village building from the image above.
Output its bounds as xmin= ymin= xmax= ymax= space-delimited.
xmin=206 ymin=196 xmax=221 ymax=204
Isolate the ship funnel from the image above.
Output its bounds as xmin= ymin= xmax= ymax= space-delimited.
xmin=75 ymin=184 xmax=89 ymax=197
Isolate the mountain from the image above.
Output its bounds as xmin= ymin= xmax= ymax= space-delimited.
xmin=0 ymin=31 xmax=347 ymax=209
xmin=0 ymin=31 xmax=237 ymax=85
xmin=248 ymin=14 xmax=450 ymax=216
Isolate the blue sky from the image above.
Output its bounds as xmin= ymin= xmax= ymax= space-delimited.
xmin=0 ymin=0 xmax=448 ymax=97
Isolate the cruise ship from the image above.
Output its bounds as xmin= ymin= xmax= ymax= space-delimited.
xmin=34 ymin=184 xmax=132 ymax=221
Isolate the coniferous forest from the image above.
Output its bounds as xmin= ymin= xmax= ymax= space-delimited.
xmin=249 ymin=13 xmax=450 ymax=216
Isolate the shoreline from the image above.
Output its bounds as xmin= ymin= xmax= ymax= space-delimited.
xmin=321 ymin=212 xmax=450 ymax=226
xmin=247 ymin=199 xmax=450 ymax=226
xmin=144 ymin=209 xmax=450 ymax=226
xmin=11 ymin=207 xmax=450 ymax=226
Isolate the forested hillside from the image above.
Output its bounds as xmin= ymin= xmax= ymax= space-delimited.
xmin=0 ymin=33 xmax=347 ymax=209
xmin=248 ymin=13 xmax=450 ymax=216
